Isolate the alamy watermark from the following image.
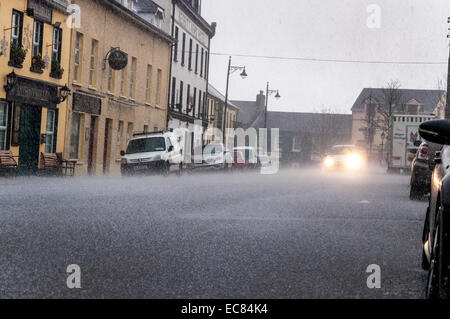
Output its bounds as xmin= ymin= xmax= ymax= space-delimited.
xmin=66 ymin=264 xmax=81 ymax=289
xmin=366 ymin=4 xmax=381 ymax=29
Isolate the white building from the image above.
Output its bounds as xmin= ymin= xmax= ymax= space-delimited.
xmin=166 ymin=0 xmax=216 ymax=164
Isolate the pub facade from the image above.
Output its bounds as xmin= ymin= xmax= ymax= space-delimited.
xmin=0 ymin=0 xmax=71 ymax=173
xmin=64 ymin=0 xmax=173 ymax=176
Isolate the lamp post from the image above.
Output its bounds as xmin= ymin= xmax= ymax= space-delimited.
xmin=223 ymin=56 xmax=247 ymax=145
xmin=381 ymin=131 xmax=385 ymax=165
xmin=264 ymin=82 xmax=280 ymax=129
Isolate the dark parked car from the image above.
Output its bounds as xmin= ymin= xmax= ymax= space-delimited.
xmin=418 ymin=120 xmax=450 ymax=299
xmin=410 ymin=140 xmax=442 ymax=199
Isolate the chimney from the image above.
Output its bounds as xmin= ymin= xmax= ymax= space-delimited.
xmin=256 ymin=90 xmax=265 ymax=109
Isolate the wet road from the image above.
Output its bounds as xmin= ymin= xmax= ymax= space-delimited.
xmin=0 ymin=167 xmax=428 ymax=298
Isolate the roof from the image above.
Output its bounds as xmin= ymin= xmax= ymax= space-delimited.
xmin=208 ymin=84 xmax=239 ymax=110
xmin=135 ymin=0 xmax=162 ymax=14
xmin=231 ymin=100 xmax=260 ymax=126
xmin=251 ymin=111 xmax=353 ymax=135
xmin=351 ymin=88 xmax=444 ymax=113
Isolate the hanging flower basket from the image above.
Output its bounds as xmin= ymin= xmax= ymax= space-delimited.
xmin=30 ymin=53 xmax=46 ymax=73
xmin=50 ymin=60 xmax=64 ymax=79
xmin=8 ymin=43 xmax=27 ymax=68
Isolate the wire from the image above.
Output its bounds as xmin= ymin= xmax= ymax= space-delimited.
xmin=208 ymin=52 xmax=448 ymax=65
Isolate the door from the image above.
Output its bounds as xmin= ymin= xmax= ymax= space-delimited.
xmin=18 ymin=105 xmax=41 ymax=174
xmin=88 ymin=116 xmax=97 ymax=175
xmin=103 ymin=119 xmax=112 ymax=175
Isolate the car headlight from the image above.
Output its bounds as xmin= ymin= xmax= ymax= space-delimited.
xmin=346 ymin=154 xmax=361 ymax=169
xmin=324 ymin=156 xmax=334 ymax=167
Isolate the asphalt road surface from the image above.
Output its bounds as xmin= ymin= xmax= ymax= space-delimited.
xmin=0 ymin=167 xmax=428 ymax=298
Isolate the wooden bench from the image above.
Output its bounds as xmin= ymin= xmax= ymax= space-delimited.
xmin=0 ymin=150 xmax=18 ymax=176
xmin=40 ymin=152 xmax=76 ymax=176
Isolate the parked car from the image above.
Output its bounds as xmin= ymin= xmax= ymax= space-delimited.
xmin=233 ymin=146 xmax=260 ymax=169
xmin=410 ymin=140 xmax=442 ymax=199
xmin=258 ymin=154 xmax=271 ymax=168
xmin=418 ymin=120 xmax=450 ymax=299
xmin=192 ymin=142 xmax=233 ymax=170
xmin=120 ymin=130 xmax=183 ymax=176
xmin=322 ymin=145 xmax=366 ymax=171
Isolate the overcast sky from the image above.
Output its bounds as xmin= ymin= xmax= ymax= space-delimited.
xmin=202 ymin=0 xmax=450 ymax=114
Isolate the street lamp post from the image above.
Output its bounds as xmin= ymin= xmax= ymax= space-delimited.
xmin=381 ymin=131 xmax=385 ymax=165
xmin=223 ymin=56 xmax=247 ymax=145
xmin=264 ymin=82 xmax=280 ymax=129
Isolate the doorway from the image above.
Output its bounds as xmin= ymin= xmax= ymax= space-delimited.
xmin=18 ymin=105 xmax=41 ymax=174
xmin=87 ymin=116 xmax=97 ymax=175
xmin=103 ymin=118 xmax=112 ymax=175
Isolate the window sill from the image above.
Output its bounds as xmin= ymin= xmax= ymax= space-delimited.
xmin=107 ymin=91 xmax=115 ymax=96
xmin=145 ymin=103 xmax=152 ymax=107
xmin=72 ymin=82 xmax=82 ymax=87
xmin=30 ymin=67 xmax=44 ymax=74
xmin=8 ymin=61 xmax=23 ymax=69
xmin=88 ymin=86 xmax=97 ymax=91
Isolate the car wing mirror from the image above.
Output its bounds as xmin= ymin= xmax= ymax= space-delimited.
xmin=120 ymin=150 xmax=126 ymax=156
xmin=168 ymin=145 xmax=174 ymax=152
xmin=419 ymin=120 xmax=450 ymax=145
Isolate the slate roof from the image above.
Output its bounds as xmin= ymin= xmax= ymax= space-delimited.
xmin=351 ymin=88 xmax=444 ymax=114
xmin=208 ymin=84 xmax=240 ymax=110
xmin=135 ymin=0 xmax=162 ymax=14
xmin=231 ymin=100 xmax=260 ymax=126
xmin=251 ymin=111 xmax=352 ymax=135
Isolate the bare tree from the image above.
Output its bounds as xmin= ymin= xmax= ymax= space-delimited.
xmin=377 ymin=80 xmax=402 ymax=165
xmin=311 ymin=107 xmax=348 ymax=154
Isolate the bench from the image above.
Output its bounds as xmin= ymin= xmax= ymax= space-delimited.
xmin=0 ymin=150 xmax=18 ymax=176
xmin=40 ymin=152 xmax=76 ymax=176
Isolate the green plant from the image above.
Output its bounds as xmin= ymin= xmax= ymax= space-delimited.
xmin=31 ymin=53 xmax=46 ymax=71
xmin=50 ymin=60 xmax=64 ymax=79
xmin=9 ymin=42 xmax=27 ymax=67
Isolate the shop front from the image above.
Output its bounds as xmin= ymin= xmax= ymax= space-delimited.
xmin=3 ymin=72 xmax=69 ymax=174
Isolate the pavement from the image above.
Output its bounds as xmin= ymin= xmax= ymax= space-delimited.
xmin=0 ymin=166 xmax=428 ymax=298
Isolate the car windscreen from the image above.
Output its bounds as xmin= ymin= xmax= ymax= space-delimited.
xmin=329 ymin=147 xmax=355 ymax=155
xmin=126 ymin=137 xmax=166 ymax=154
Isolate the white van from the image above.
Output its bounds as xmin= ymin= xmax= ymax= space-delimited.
xmin=120 ymin=130 xmax=183 ymax=176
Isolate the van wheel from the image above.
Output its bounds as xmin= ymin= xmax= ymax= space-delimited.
xmin=177 ymin=163 xmax=183 ymax=176
xmin=162 ymin=162 xmax=170 ymax=176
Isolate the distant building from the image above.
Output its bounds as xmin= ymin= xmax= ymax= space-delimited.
xmin=232 ymin=91 xmax=352 ymax=165
xmin=351 ymin=88 xmax=446 ymax=156
xmin=205 ymin=84 xmax=239 ymax=145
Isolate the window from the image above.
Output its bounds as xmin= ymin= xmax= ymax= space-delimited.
xmin=171 ymin=77 xmax=176 ymax=108
xmin=186 ymin=84 xmax=191 ymax=113
xmin=129 ymin=57 xmax=137 ymax=98
xmin=126 ymin=123 xmax=133 ymax=145
xmin=202 ymin=92 xmax=206 ymax=118
xmin=10 ymin=10 xmax=23 ymax=47
xmin=204 ymin=50 xmax=208 ymax=79
xmin=52 ymin=27 xmax=62 ymax=64
xmin=74 ymin=32 xmax=83 ymax=82
xmin=174 ymin=27 xmax=179 ymax=62
xmin=0 ymin=101 xmax=9 ymax=150
xmin=120 ymin=65 xmax=127 ymax=96
xmin=200 ymin=48 xmax=204 ymax=77
xmin=144 ymin=125 xmax=149 ymax=132
xmin=181 ymin=32 xmax=186 ymax=66
xmin=45 ymin=110 xmax=57 ymax=153
xmin=156 ymin=69 xmax=162 ymax=106
xmin=108 ymin=66 xmax=115 ymax=93
xmin=70 ymin=113 xmax=82 ymax=159
xmin=188 ymin=38 xmax=193 ymax=70
xmin=32 ymin=20 xmax=43 ymax=58
xmin=193 ymin=88 xmax=197 ymax=117
xmin=89 ymin=39 xmax=98 ymax=87
xmin=292 ymin=136 xmax=301 ymax=152
xmin=198 ymin=90 xmax=202 ymax=117
xmin=179 ymin=81 xmax=184 ymax=109
xmin=195 ymin=44 xmax=199 ymax=74
xmin=116 ymin=121 xmax=124 ymax=158
xmin=145 ymin=64 xmax=152 ymax=103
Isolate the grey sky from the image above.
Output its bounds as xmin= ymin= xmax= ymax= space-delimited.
xmin=203 ymin=0 xmax=450 ymax=114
